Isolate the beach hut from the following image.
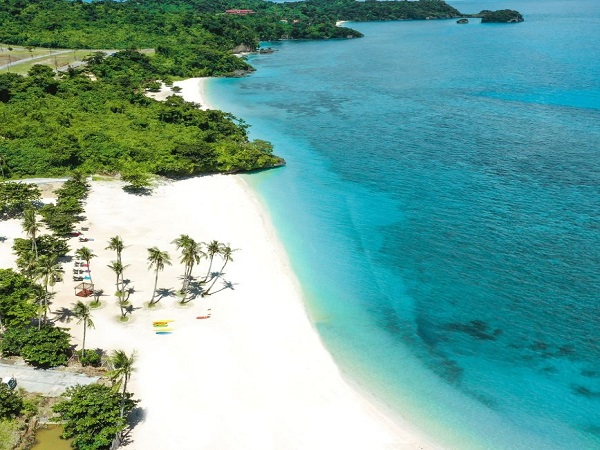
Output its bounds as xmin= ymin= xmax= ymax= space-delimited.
xmin=74 ymin=282 xmax=94 ymax=297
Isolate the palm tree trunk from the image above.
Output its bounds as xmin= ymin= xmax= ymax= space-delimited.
xmin=115 ymin=273 xmax=121 ymax=300
xmin=206 ymin=260 xmax=229 ymax=294
xmin=87 ymin=259 xmax=94 ymax=285
xmin=43 ymin=280 xmax=49 ymax=323
xmin=203 ymin=256 xmax=214 ymax=283
xmin=181 ymin=263 xmax=191 ymax=293
xmin=82 ymin=322 xmax=87 ymax=354
xmin=187 ymin=261 xmax=195 ymax=288
xmin=151 ymin=270 xmax=159 ymax=304
xmin=119 ymin=377 xmax=128 ymax=419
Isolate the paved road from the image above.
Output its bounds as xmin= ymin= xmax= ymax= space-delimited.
xmin=0 ymin=362 xmax=99 ymax=397
xmin=0 ymin=49 xmax=70 ymax=71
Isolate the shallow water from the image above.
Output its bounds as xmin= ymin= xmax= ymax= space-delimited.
xmin=208 ymin=0 xmax=600 ymax=447
xmin=31 ymin=424 xmax=72 ymax=450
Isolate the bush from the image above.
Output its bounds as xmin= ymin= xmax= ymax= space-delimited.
xmin=78 ymin=349 xmax=102 ymax=367
xmin=0 ymin=327 xmax=26 ymax=356
xmin=13 ymin=234 xmax=70 ymax=261
xmin=0 ymin=269 xmax=40 ymax=327
xmin=53 ymin=384 xmax=137 ymax=450
xmin=0 ymin=384 xmax=23 ymax=420
xmin=0 ymin=326 xmax=72 ymax=368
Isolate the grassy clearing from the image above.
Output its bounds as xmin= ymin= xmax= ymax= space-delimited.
xmin=0 ymin=45 xmax=155 ymax=74
xmin=0 ymin=419 xmax=21 ymax=450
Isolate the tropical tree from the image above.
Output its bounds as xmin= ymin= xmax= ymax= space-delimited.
xmin=69 ymin=170 xmax=89 ymax=186
xmin=205 ymin=244 xmax=237 ymax=295
xmin=20 ymin=252 xmax=38 ymax=280
xmin=106 ymin=236 xmax=125 ymax=291
xmin=147 ymin=247 xmax=171 ymax=306
xmin=72 ymin=300 xmax=94 ymax=357
xmin=53 ymin=384 xmax=136 ymax=450
xmin=35 ymin=255 xmax=63 ymax=324
xmin=107 ymin=261 xmax=126 ymax=300
xmin=22 ymin=208 xmax=40 ymax=258
xmin=0 ymin=383 xmax=23 ymax=420
xmin=0 ymin=182 xmax=41 ymax=219
xmin=1 ymin=325 xmax=72 ymax=368
xmin=172 ymin=234 xmax=204 ymax=299
xmin=202 ymin=240 xmax=223 ymax=283
xmin=106 ymin=236 xmax=124 ymax=264
xmin=108 ymin=350 xmax=136 ymax=420
xmin=75 ymin=246 xmax=96 ymax=285
xmin=0 ymin=268 xmax=40 ymax=328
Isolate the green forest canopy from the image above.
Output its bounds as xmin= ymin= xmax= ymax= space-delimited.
xmin=0 ymin=0 xmax=520 ymax=179
xmin=0 ymin=0 xmax=464 ymax=49
xmin=0 ymin=60 xmax=284 ymax=178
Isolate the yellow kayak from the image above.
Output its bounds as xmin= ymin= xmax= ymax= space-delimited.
xmin=154 ymin=328 xmax=174 ymax=332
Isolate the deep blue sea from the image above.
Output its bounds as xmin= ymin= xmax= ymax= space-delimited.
xmin=207 ymin=1 xmax=600 ymax=447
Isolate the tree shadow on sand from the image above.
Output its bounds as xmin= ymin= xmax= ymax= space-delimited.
xmin=180 ymin=280 xmax=205 ymax=303
xmin=206 ymin=280 xmax=237 ymax=296
xmin=52 ymin=306 xmax=74 ymax=324
xmin=155 ymin=287 xmax=175 ymax=303
xmin=120 ymin=407 xmax=147 ymax=446
xmin=123 ymin=185 xmax=153 ymax=196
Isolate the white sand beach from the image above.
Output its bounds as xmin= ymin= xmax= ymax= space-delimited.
xmin=0 ymin=79 xmax=439 ymax=449
xmin=145 ymin=77 xmax=210 ymax=109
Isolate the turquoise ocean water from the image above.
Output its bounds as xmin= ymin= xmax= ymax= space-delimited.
xmin=206 ymin=1 xmax=600 ymax=447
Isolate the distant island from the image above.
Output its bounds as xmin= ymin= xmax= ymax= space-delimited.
xmin=479 ymin=9 xmax=525 ymax=23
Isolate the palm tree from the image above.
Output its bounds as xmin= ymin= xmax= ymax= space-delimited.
xmin=72 ymin=301 xmax=94 ymax=358
xmin=106 ymin=236 xmax=125 ymax=290
xmin=22 ymin=208 xmax=40 ymax=259
xmin=172 ymin=234 xmax=204 ymax=298
xmin=21 ymin=252 xmax=38 ymax=280
xmin=35 ymin=255 xmax=63 ymax=324
xmin=107 ymin=260 xmax=126 ymax=300
xmin=75 ymin=246 xmax=96 ymax=285
xmin=106 ymin=236 xmax=125 ymax=264
xmin=202 ymin=240 xmax=223 ymax=283
xmin=108 ymin=350 xmax=136 ymax=420
xmin=205 ymin=245 xmax=237 ymax=295
xmin=147 ymin=247 xmax=171 ymax=306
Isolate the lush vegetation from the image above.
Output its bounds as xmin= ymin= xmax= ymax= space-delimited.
xmin=0 ymin=182 xmax=41 ymax=219
xmin=0 ymin=0 xmax=464 ymax=51
xmin=40 ymin=174 xmax=90 ymax=235
xmin=0 ymin=384 xmax=23 ymax=421
xmin=0 ymin=59 xmax=283 ymax=178
xmin=53 ymin=384 xmax=137 ymax=450
xmin=0 ymin=325 xmax=72 ymax=368
xmin=480 ymin=9 xmax=524 ymax=23
xmin=0 ymin=0 xmax=479 ymax=179
xmin=0 ymin=269 xmax=41 ymax=327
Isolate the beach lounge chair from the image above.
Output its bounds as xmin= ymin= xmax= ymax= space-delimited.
xmin=196 ymin=309 xmax=212 ymax=319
